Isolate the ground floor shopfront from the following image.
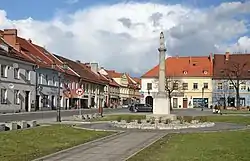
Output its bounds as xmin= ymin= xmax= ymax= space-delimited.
xmin=212 ymin=92 xmax=250 ymax=107
xmin=142 ymin=91 xmax=212 ymax=109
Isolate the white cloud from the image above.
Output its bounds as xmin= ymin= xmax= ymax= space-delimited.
xmin=0 ymin=1 xmax=250 ymax=75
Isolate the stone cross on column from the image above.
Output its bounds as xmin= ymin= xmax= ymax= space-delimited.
xmin=157 ymin=32 xmax=167 ymax=97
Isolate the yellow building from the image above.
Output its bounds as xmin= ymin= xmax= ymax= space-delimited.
xmin=141 ymin=55 xmax=213 ymax=109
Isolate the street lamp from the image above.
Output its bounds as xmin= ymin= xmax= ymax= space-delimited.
xmin=201 ymin=87 xmax=204 ymax=111
xmin=53 ymin=61 xmax=68 ymax=122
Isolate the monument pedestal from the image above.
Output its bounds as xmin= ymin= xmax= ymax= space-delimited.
xmin=147 ymin=93 xmax=176 ymax=121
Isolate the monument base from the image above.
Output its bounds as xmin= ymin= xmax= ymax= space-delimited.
xmin=153 ymin=96 xmax=170 ymax=115
xmin=148 ymin=95 xmax=176 ymax=121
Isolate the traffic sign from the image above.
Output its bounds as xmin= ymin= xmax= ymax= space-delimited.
xmin=76 ymin=88 xmax=84 ymax=96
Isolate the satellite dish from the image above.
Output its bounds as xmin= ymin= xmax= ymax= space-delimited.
xmin=13 ymin=63 xmax=18 ymax=68
xmin=8 ymin=83 xmax=14 ymax=89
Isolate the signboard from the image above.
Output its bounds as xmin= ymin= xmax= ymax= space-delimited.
xmin=171 ymin=92 xmax=184 ymax=97
xmin=76 ymin=88 xmax=84 ymax=97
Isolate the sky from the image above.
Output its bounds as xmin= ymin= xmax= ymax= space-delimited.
xmin=0 ymin=0 xmax=250 ymax=77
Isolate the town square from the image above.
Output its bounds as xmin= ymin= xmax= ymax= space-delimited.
xmin=0 ymin=0 xmax=250 ymax=161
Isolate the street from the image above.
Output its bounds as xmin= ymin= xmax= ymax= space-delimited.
xmin=0 ymin=108 xmax=127 ymax=122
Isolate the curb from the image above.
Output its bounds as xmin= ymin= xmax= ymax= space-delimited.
xmin=32 ymin=127 xmax=125 ymax=161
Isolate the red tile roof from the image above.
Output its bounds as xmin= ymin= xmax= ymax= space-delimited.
xmin=106 ymin=70 xmax=123 ymax=78
xmin=33 ymin=44 xmax=78 ymax=77
xmin=213 ymin=53 xmax=250 ymax=79
xmin=54 ymin=54 xmax=107 ymax=85
xmin=0 ymin=38 xmax=35 ymax=64
xmin=142 ymin=55 xmax=213 ymax=78
xmin=17 ymin=37 xmax=54 ymax=69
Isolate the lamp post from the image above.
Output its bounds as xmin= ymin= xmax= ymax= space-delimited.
xmin=201 ymin=87 xmax=204 ymax=111
xmin=54 ymin=62 xmax=68 ymax=122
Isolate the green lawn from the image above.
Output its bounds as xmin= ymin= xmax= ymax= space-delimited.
xmin=90 ymin=114 xmax=146 ymax=121
xmin=128 ymin=130 xmax=250 ymax=161
xmin=222 ymin=110 xmax=250 ymax=114
xmin=206 ymin=116 xmax=250 ymax=125
xmin=0 ymin=125 xmax=113 ymax=161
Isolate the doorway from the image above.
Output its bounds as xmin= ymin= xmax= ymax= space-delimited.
xmin=173 ymin=98 xmax=178 ymax=108
xmin=183 ymin=98 xmax=188 ymax=108
xmin=228 ymin=97 xmax=235 ymax=107
xmin=36 ymin=95 xmax=40 ymax=111
xmin=25 ymin=91 xmax=30 ymax=112
xmin=145 ymin=96 xmax=153 ymax=106
xmin=51 ymin=96 xmax=55 ymax=110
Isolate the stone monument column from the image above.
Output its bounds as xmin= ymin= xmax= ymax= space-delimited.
xmin=152 ymin=32 xmax=170 ymax=115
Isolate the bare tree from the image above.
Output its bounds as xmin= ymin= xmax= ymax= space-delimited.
xmin=152 ymin=77 xmax=183 ymax=110
xmin=213 ymin=80 xmax=229 ymax=109
xmin=222 ymin=61 xmax=248 ymax=109
xmin=165 ymin=77 xmax=183 ymax=110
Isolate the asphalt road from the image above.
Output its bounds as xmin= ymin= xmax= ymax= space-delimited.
xmin=0 ymin=108 xmax=128 ymax=122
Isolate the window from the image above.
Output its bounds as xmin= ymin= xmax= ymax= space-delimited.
xmin=76 ymin=83 xmax=79 ymax=89
xmin=52 ymin=76 xmax=55 ymax=86
xmin=72 ymin=82 xmax=75 ymax=89
xmin=203 ymin=83 xmax=208 ymax=89
xmin=45 ymin=75 xmax=48 ymax=85
xmin=1 ymin=89 xmax=7 ymax=104
xmin=14 ymin=68 xmax=20 ymax=79
xmin=193 ymin=83 xmax=198 ymax=89
xmin=182 ymin=83 xmax=188 ymax=90
xmin=173 ymin=83 xmax=178 ymax=90
xmin=14 ymin=90 xmax=20 ymax=105
xmin=241 ymin=82 xmax=246 ymax=90
xmin=229 ymin=83 xmax=234 ymax=90
xmin=147 ymin=83 xmax=152 ymax=90
xmin=217 ymin=83 xmax=223 ymax=90
xmin=25 ymin=70 xmax=30 ymax=80
xmin=1 ymin=65 xmax=7 ymax=78
xmin=39 ymin=73 xmax=43 ymax=84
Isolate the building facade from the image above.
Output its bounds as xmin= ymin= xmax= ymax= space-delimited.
xmin=212 ymin=52 xmax=250 ymax=107
xmin=141 ymin=55 xmax=213 ymax=109
xmin=0 ymin=37 xmax=36 ymax=113
xmin=99 ymin=68 xmax=120 ymax=108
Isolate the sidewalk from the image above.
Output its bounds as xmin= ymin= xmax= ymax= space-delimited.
xmin=34 ymin=131 xmax=166 ymax=161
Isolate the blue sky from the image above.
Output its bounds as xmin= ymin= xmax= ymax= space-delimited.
xmin=1 ymin=0 xmax=249 ymax=20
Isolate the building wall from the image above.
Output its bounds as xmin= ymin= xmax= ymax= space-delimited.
xmin=0 ymin=55 xmax=36 ymax=112
xmin=212 ymin=79 xmax=250 ymax=107
xmin=36 ymin=68 xmax=65 ymax=110
xmin=141 ymin=77 xmax=213 ymax=108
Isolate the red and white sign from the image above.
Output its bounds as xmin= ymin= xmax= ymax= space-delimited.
xmin=76 ymin=88 xmax=84 ymax=96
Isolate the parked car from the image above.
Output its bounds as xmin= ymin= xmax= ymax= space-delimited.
xmin=122 ymin=104 xmax=129 ymax=108
xmin=129 ymin=103 xmax=153 ymax=112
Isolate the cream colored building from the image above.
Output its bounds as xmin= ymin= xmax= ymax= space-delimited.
xmin=141 ymin=55 xmax=213 ymax=109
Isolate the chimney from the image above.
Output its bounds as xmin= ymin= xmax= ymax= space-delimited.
xmin=209 ymin=53 xmax=213 ymax=62
xmin=225 ymin=51 xmax=230 ymax=61
xmin=189 ymin=56 xmax=192 ymax=64
xmin=3 ymin=29 xmax=20 ymax=52
xmin=28 ymin=39 xmax=32 ymax=43
xmin=90 ymin=62 xmax=98 ymax=73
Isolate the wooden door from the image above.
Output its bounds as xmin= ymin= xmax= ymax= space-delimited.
xmin=183 ymin=98 xmax=188 ymax=108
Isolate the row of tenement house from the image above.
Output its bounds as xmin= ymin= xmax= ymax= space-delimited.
xmin=0 ymin=29 xmax=141 ymax=113
xmin=141 ymin=53 xmax=250 ymax=109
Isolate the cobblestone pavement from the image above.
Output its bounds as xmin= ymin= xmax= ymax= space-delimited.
xmin=34 ymin=121 xmax=249 ymax=161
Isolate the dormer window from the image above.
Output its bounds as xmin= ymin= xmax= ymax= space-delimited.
xmin=203 ymin=70 xmax=208 ymax=75
xmin=220 ymin=70 xmax=224 ymax=73
xmin=183 ymin=71 xmax=188 ymax=75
